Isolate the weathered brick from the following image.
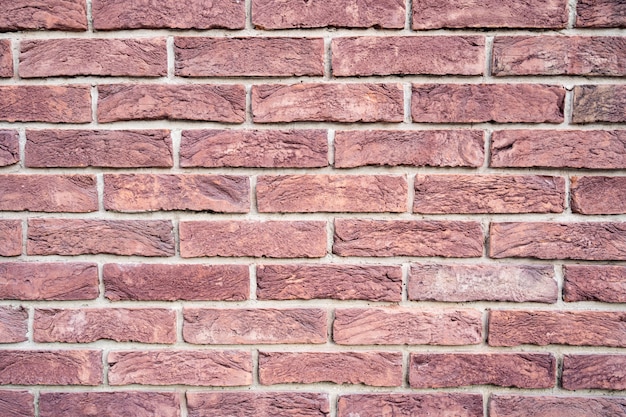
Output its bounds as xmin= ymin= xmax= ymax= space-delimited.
xmin=27 ymin=219 xmax=174 ymax=257
xmin=0 ymin=350 xmax=101 ymax=385
xmin=409 ymin=353 xmax=556 ymax=388
xmin=0 ymin=307 xmax=27 ymax=343
xmin=0 ymin=220 xmax=21 ymax=257
xmin=0 ymin=86 xmax=91 ymax=123
xmin=409 ymin=264 xmax=557 ymax=303
xmin=187 ymin=392 xmax=329 ymax=417
xmin=334 ymin=130 xmax=484 ymax=168
xmin=0 ymin=0 xmax=87 ymax=31
xmin=333 ymin=219 xmax=483 ymax=257
xmin=252 ymin=84 xmax=403 ymax=123
xmin=180 ymin=221 xmax=326 ymax=258
xmin=39 ymin=392 xmax=180 ymax=417
xmin=183 ymin=308 xmax=326 ymax=344
xmin=104 ymin=174 xmax=249 ymax=213
xmin=259 ymin=352 xmax=402 ymax=387
xmin=257 ymin=175 xmax=407 ymax=213
xmin=92 ymin=0 xmax=244 ymax=30
xmin=562 ymin=355 xmax=626 ymax=390
xmin=0 ymin=40 xmax=12 ymax=77
xmin=412 ymin=84 xmax=564 ymax=123
xmin=176 ymin=37 xmax=323 ymax=77
xmin=333 ymin=36 xmax=484 ymax=76
xmin=490 ymin=222 xmax=626 ymax=260
xmin=107 ymin=350 xmax=251 ymax=386
xmin=333 ymin=308 xmax=481 ymax=345
xmin=490 ymin=395 xmax=626 ymax=417
xmin=34 ymin=308 xmax=177 ymax=344
xmin=338 ymin=394 xmax=483 ymax=417
xmin=103 ymin=263 xmax=249 ymax=301
xmin=564 ymin=265 xmax=626 ymax=303
xmin=573 ymin=85 xmax=626 ymax=123
xmin=0 ymin=391 xmax=33 ymax=417
xmin=0 ymin=175 xmax=97 ymax=213
xmin=0 ymin=131 xmax=19 ymax=167
xmin=97 ymin=84 xmax=245 ymax=123
xmin=576 ymin=0 xmax=626 ymax=27
xmin=256 ymin=264 xmax=402 ymax=301
xmin=571 ymin=176 xmax=626 ymax=214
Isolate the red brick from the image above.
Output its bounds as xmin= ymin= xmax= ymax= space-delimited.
xmin=0 ymin=86 xmax=91 ymax=123
xmin=412 ymin=84 xmax=564 ymax=123
xmin=409 ymin=264 xmax=557 ymax=303
xmin=257 ymin=175 xmax=407 ymax=213
xmin=333 ymin=308 xmax=481 ymax=345
xmin=27 ymin=219 xmax=174 ymax=257
xmin=103 ymin=263 xmax=248 ymax=301
xmin=0 ymin=131 xmax=19 ymax=167
xmin=333 ymin=36 xmax=484 ymax=76
xmin=564 ymin=265 xmax=626 ymax=303
xmin=412 ymin=0 xmax=567 ymax=29
xmin=176 ymin=37 xmax=323 ymax=77
xmin=0 ymin=350 xmax=101 ymax=385
xmin=104 ymin=174 xmax=249 ymax=213
xmin=571 ymin=176 xmax=626 ymax=214
xmin=490 ymin=222 xmax=626 ymax=260
xmin=0 ymin=307 xmax=27 ymax=343
xmin=252 ymin=84 xmax=403 ymax=123
xmin=92 ymin=0 xmax=244 ymax=30
xmin=97 ymin=84 xmax=245 ymax=123
xmin=252 ymin=0 xmax=404 ymax=29
xmin=107 ymin=350 xmax=251 ymax=386
xmin=562 ymin=355 xmax=626 ymax=390
xmin=414 ymin=175 xmax=564 ymax=214
xmin=489 ymin=310 xmax=626 ymax=347
xmin=0 ymin=220 xmax=21 ymax=257
xmin=180 ymin=221 xmax=326 ymax=258
xmin=39 ymin=392 xmax=180 ymax=417
xmin=187 ymin=392 xmax=329 ymax=417
xmin=490 ymin=395 xmax=626 ymax=417
xmin=256 ymin=264 xmax=402 ymax=301
xmin=409 ymin=353 xmax=556 ymax=389
xmin=0 ymin=175 xmax=97 ymax=213
xmin=338 ymin=394 xmax=483 ymax=417
xmin=576 ymin=0 xmax=626 ymax=27
xmin=0 ymin=0 xmax=87 ymax=31
xmin=0 ymin=262 xmax=98 ymax=301
xmin=26 ymin=130 xmax=172 ymax=168
xmin=493 ymin=36 xmax=626 ymax=76
xmin=259 ymin=352 xmax=402 ymax=387
xmin=0 ymin=40 xmax=12 ymax=77
xmin=34 ymin=308 xmax=176 ymax=344
xmin=333 ymin=219 xmax=483 ymax=257
xmin=0 ymin=391 xmax=33 ymax=417
xmin=573 ymin=85 xmax=626 ymax=123
xmin=183 ymin=308 xmax=326 ymax=344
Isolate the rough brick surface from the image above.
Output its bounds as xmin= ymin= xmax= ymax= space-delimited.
xmin=573 ymin=85 xmax=626 ymax=123
xmin=0 ymin=220 xmax=21 ymax=257
xmin=571 ymin=176 xmax=626 ymax=214
xmin=0 ymin=0 xmax=87 ymax=31
xmin=187 ymin=392 xmax=329 ymax=417
xmin=0 ymin=307 xmax=27 ymax=343
xmin=0 ymin=350 xmax=102 ymax=385
xmin=576 ymin=0 xmax=626 ymax=27
xmin=0 ymin=391 xmax=34 ymax=417
xmin=0 ymin=86 xmax=91 ymax=123
xmin=0 ymin=131 xmax=19 ymax=167
xmin=490 ymin=395 xmax=626 ymax=417
xmin=564 ymin=265 xmax=626 ymax=303
xmin=39 ymin=392 xmax=181 ymax=417
xmin=338 ymin=394 xmax=483 ymax=417
xmin=0 ymin=40 xmax=12 ymax=77
xmin=562 ymin=355 xmax=626 ymax=390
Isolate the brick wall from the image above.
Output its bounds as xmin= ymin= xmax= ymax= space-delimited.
xmin=1 ymin=0 xmax=626 ymax=416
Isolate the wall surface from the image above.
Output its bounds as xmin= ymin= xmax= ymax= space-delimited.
xmin=0 ymin=0 xmax=626 ymax=416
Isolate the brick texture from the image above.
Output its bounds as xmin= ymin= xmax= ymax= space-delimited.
xmin=39 ymin=392 xmax=180 ymax=417
xmin=0 ymin=350 xmax=102 ymax=385
xmin=0 ymin=131 xmax=19 ymax=167
xmin=0 ymin=86 xmax=91 ymax=123
xmin=0 ymin=0 xmax=87 ymax=31
xmin=0 ymin=40 xmax=12 ymax=77
xmin=187 ymin=392 xmax=329 ymax=417
xmin=0 ymin=391 xmax=34 ymax=417
xmin=562 ymin=355 xmax=626 ymax=390
xmin=0 ymin=307 xmax=28 ymax=343
xmin=564 ymin=265 xmax=626 ymax=302
xmin=490 ymin=395 xmax=626 ymax=417
xmin=338 ymin=394 xmax=483 ymax=417
xmin=0 ymin=220 xmax=21 ymax=257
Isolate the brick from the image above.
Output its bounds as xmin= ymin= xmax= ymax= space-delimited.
xmin=92 ymin=0 xmax=244 ymax=30
xmin=0 ymin=175 xmax=97 ymax=213
xmin=576 ymin=0 xmax=626 ymax=27
xmin=332 ymin=36 xmax=484 ymax=76
xmin=409 ymin=353 xmax=556 ymax=389
xmin=564 ymin=265 xmax=626 ymax=303
xmin=0 ymin=307 xmax=27 ymax=343
xmin=0 ymin=391 xmax=33 ymax=417
xmin=176 ymin=37 xmax=323 ymax=77
xmin=103 ymin=263 xmax=248 ymax=301
xmin=180 ymin=221 xmax=326 ymax=258
xmin=562 ymin=355 xmax=626 ymax=390
xmin=571 ymin=176 xmax=626 ymax=214
xmin=490 ymin=222 xmax=626 ymax=260
xmin=187 ymin=392 xmax=329 ymax=417
xmin=107 ymin=350 xmax=251 ymax=386
xmin=333 ymin=308 xmax=481 ymax=345
xmin=573 ymin=85 xmax=626 ymax=123
xmin=0 ymin=220 xmax=21 ymax=257
xmin=26 ymin=130 xmax=172 ymax=168
xmin=334 ymin=130 xmax=484 ymax=168
xmin=333 ymin=219 xmax=483 ymax=257
xmin=252 ymin=0 xmax=404 ymax=29
xmin=97 ymin=84 xmax=245 ymax=123
xmin=412 ymin=84 xmax=564 ymax=123
xmin=338 ymin=394 xmax=483 ymax=417
xmin=256 ymin=264 xmax=402 ymax=301
xmin=409 ymin=264 xmax=557 ymax=303
xmin=259 ymin=352 xmax=402 ymax=387
xmin=414 ymin=175 xmax=564 ymax=214
xmin=0 ymin=86 xmax=91 ymax=123
xmin=257 ymin=175 xmax=407 ymax=213
xmin=0 ymin=263 xmax=98 ymax=301
xmin=0 ymin=40 xmax=12 ymax=77
xmin=252 ymin=84 xmax=403 ymax=123
xmin=27 ymin=219 xmax=174 ymax=257
xmin=0 ymin=0 xmax=87 ymax=31
xmin=490 ymin=395 xmax=626 ymax=417
xmin=183 ymin=308 xmax=326 ymax=344
xmin=489 ymin=310 xmax=626 ymax=347
xmin=180 ymin=129 xmax=328 ymax=168
xmin=39 ymin=392 xmax=180 ymax=417
xmin=412 ymin=0 xmax=567 ymax=29
xmin=104 ymin=174 xmax=249 ymax=213
xmin=493 ymin=36 xmax=626 ymax=76
xmin=491 ymin=130 xmax=626 ymax=169
xmin=0 ymin=350 xmax=101 ymax=385
xmin=0 ymin=131 xmax=19 ymax=167
xmin=34 ymin=308 xmax=176 ymax=344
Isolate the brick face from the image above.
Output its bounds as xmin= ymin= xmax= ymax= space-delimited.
xmin=0 ymin=86 xmax=91 ymax=123
xmin=0 ymin=0 xmax=87 ymax=31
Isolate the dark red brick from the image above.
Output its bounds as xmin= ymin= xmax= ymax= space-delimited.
xmin=39 ymin=392 xmax=180 ymax=417
xmin=187 ymin=392 xmax=329 ymax=417
xmin=576 ymin=0 xmax=626 ymax=27
xmin=571 ymin=176 xmax=626 ymax=214
xmin=0 ymin=220 xmax=21 ymax=257
xmin=562 ymin=355 xmax=626 ymax=390
xmin=490 ymin=394 xmax=626 ymax=417
xmin=0 ymin=40 xmax=12 ymax=77
xmin=573 ymin=85 xmax=626 ymax=123
xmin=0 ymin=131 xmax=19 ymax=167
xmin=564 ymin=265 xmax=626 ymax=303
xmin=0 ymin=86 xmax=91 ymax=123
xmin=0 ymin=0 xmax=87 ymax=31
xmin=0 ymin=350 xmax=102 ymax=385
xmin=0 ymin=307 xmax=27 ymax=343
xmin=0 ymin=391 xmax=33 ymax=417
xmin=338 ymin=394 xmax=483 ymax=417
